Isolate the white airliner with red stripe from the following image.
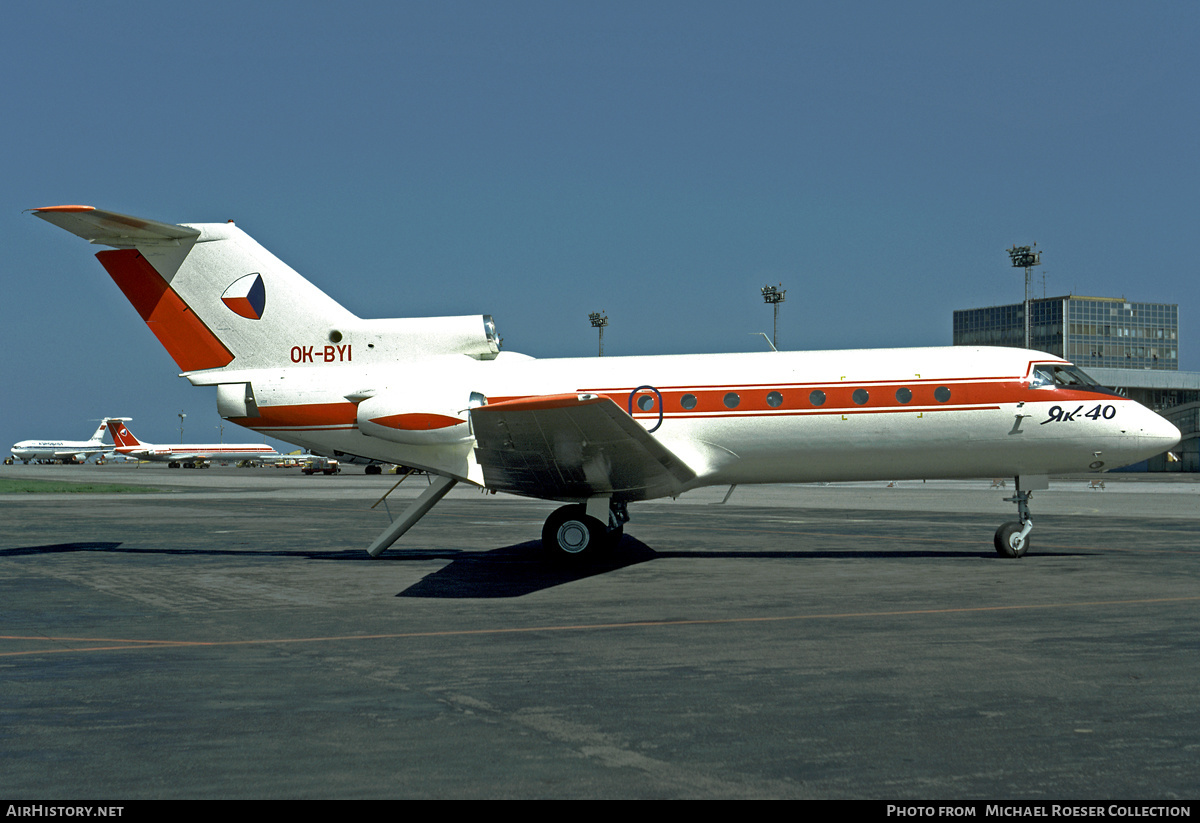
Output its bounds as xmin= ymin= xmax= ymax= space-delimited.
xmin=107 ymin=420 xmax=277 ymax=467
xmin=32 ymin=205 xmax=1181 ymax=560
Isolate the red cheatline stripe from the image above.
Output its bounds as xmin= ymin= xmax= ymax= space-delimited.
xmin=229 ymin=403 xmax=358 ymax=430
xmin=238 ymin=387 xmax=1120 ymax=431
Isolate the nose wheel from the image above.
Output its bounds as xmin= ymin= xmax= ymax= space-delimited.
xmin=995 ymin=476 xmax=1045 ymax=558
xmin=994 ymin=520 xmax=1030 ymax=558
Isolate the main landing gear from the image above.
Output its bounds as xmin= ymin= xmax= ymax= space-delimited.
xmin=541 ymin=500 xmax=628 ymax=562
xmin=364 ymin=479 xmax=631 ymax=562
xmin=994 ymin=475 xmax=1048 ymax=558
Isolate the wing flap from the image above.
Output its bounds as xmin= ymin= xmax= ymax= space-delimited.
xmin=470 ymin=393 xmax=695 ymax=502
xmin=30 ymin=205 xmax=200 ymax=248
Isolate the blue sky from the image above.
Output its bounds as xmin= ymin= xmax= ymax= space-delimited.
xmin=3 ymin=1 xmax=1197 ymax=450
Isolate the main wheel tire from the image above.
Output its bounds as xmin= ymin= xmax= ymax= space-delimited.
xmin=994 ymin=522 xmax=1029 ymax=558
xmin=542 ymin=505 xmax=608 ymax=562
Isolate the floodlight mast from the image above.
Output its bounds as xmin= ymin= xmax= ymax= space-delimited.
xmin=761 ymin=284 xmax=785 ymax=349
xmin=1008 ymin=244 xmax=1041 ymax=349
xmin=589 ymin=311 xmax=609 ymax=357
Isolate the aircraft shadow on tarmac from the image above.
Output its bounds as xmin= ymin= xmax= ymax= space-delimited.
xmin=0 ymin=538 xmax=660 ymax=598
xmin=393 ymin=538 xmax=659 ymax=598
xmin=390 ymin=541 xmax=1094 ymax=598
xmin=1 ymin=539 xmax=1092 ymax=600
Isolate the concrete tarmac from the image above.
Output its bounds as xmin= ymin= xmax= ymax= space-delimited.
xmin=2 ymin=464 xmax=1198 ymax=799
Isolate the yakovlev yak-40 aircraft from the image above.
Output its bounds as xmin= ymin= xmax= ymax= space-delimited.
xmin=32 ymin=206 xmax=1180 ymax=560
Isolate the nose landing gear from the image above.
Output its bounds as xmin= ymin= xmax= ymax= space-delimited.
xmin=994 ymin=475 xmax=1048 ymax=558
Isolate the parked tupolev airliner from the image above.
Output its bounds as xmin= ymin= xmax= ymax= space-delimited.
xmin=31 ymin=205 xmax=1180 ymax=560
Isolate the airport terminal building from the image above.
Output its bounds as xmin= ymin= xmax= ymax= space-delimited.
xmin=954 ymin=295 xmax=1198 ymax=471
xmin=953 ymin=295 xmax=1179 ymax=371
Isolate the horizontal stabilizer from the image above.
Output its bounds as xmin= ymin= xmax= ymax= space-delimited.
xmin=470 ymin=393 xmax=696 ymax=502
xmin=30 ymin=205 xmax=200 ymax=248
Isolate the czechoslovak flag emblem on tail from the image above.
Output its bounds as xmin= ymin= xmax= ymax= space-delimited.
xmin=221 ymin=273 xmax=266 ymax=320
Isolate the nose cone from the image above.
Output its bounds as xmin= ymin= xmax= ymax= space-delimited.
xmin=1103 ymin=404 xmax=1182 ymax=471
xmin=1143 ymin=410 xmax=1182 ymax=455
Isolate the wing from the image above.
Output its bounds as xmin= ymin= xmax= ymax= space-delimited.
xmin=470 ymin=393 xmax=696 ymax=502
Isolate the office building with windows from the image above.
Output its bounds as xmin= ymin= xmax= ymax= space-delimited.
xmin=953 ymin=296 xmax=1178 ymax=371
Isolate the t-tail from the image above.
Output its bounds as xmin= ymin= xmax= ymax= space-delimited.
xmin=30 ymin=206 xmax=500 ymax=376
xmin=89 ymin=417 xmax=132 ymax=443
xmin=87 ymin=419 xmax=111 ymax=443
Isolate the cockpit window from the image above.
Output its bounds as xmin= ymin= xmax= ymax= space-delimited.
xmin=1030 ymin=364 xmax=1113 ymax=393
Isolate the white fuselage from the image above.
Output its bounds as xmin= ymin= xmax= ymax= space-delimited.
xmin=210 ymin=345 xmax=1180 ymax=500
xmin=112 ymin=443 xmax=278 ymax=463
xmin=10 ymin=439 xmax=110 ymax=463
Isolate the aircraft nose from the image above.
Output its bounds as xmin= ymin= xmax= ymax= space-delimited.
xmin=1144 ymin=411 xmax=1182 ymax=453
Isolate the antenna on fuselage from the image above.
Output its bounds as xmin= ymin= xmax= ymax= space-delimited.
xmin=750 ymin=332 xmax=778 ymax=352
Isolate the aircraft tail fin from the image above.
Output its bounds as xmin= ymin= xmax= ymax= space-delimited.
xmin=32 ymin=206 xmax=501 ymax=376
xmin=107 ymin=420 xmax=142 ymax=449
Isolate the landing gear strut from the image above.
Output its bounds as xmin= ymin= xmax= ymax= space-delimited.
xmin=994 ymin=475 xmax=1047 ymax=558
xmin=542 ymin=500 xmax=627 ymax=562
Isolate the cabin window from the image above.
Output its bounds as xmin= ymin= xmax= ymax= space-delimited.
xmin=809 ymin=390 xmax=826 ymax=406
xmin=934 ymin=386 xmax=951 ymax=402
xmin=766 ymin=391 xmax=783 ymax=408
xmin=680 ymin=393 xmax=697 ymax=410
xmin=852 ymin=389 xmax=869 ymax=405
xmin=895 ymin=388 xmax=912 ymax=404
xmin=724 ymin=392 xmax=740 ymax=409
xmin=637 ymin=394 xmax=655 ymax=411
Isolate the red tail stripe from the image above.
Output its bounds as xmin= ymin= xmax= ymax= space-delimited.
xmin=95 ymin=249 xmax=234 ymax=372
